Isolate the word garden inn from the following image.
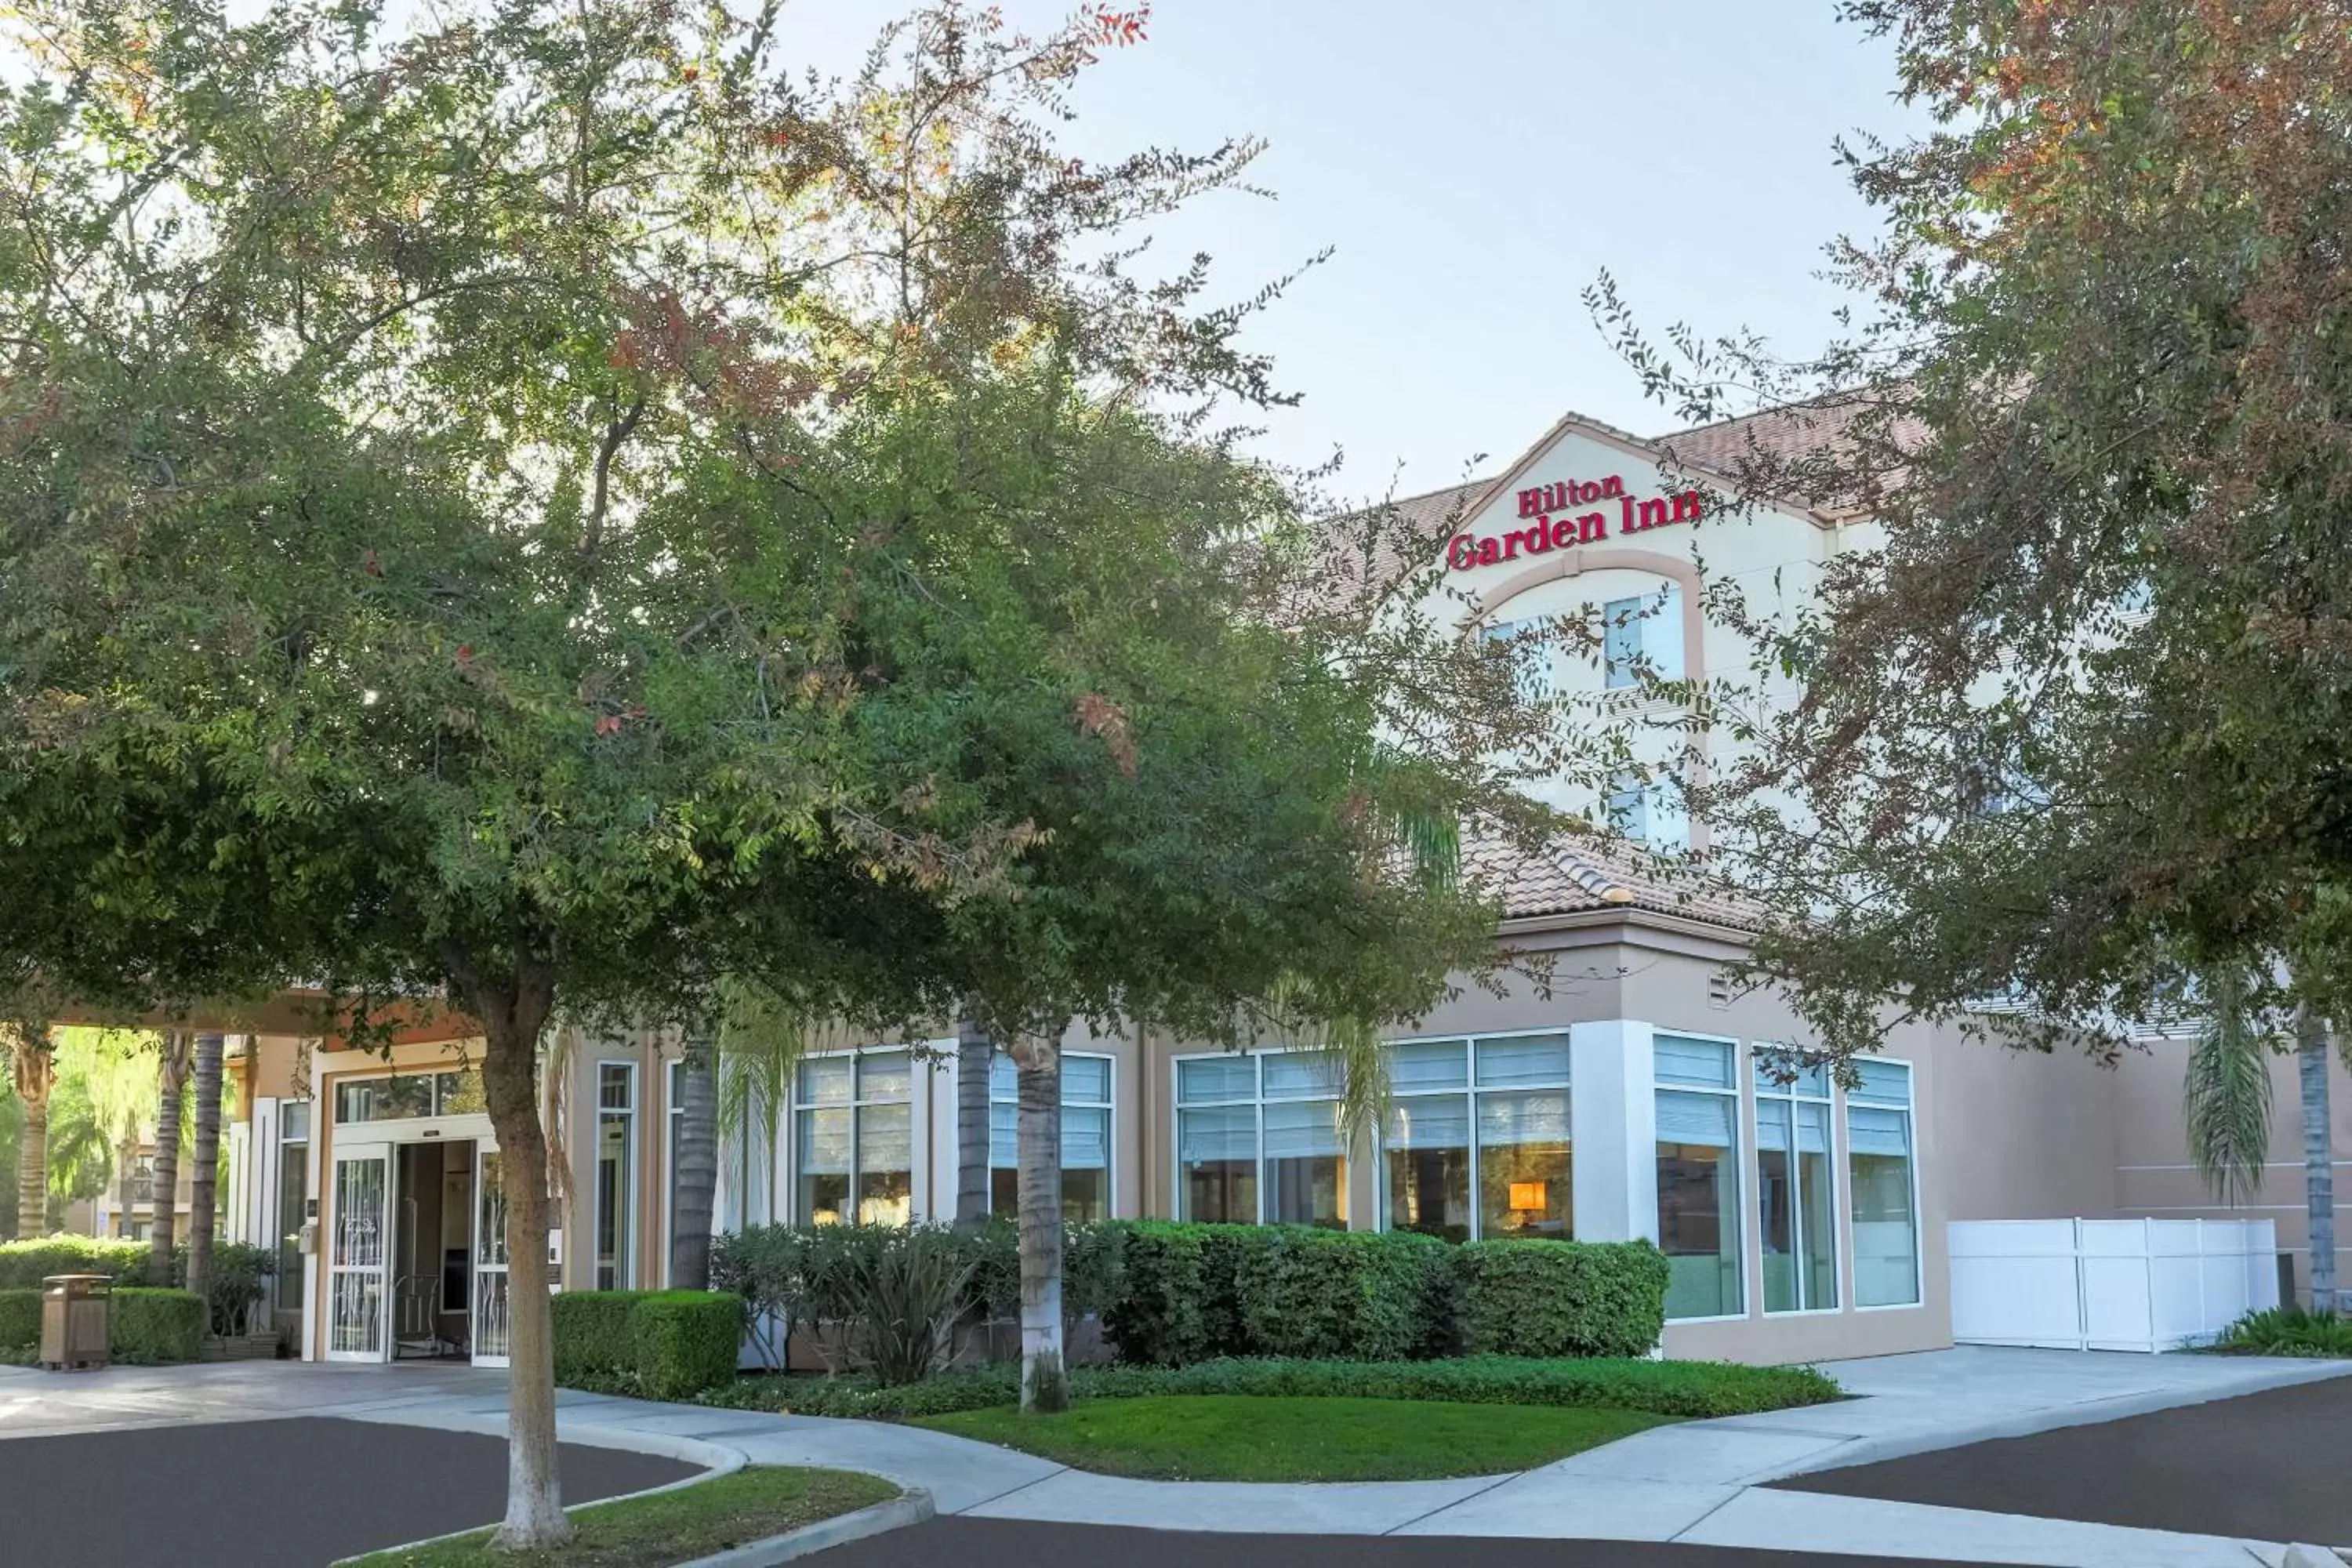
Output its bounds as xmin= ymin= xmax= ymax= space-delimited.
xmin=197 ymin=405 xmax=2343 ymax=1367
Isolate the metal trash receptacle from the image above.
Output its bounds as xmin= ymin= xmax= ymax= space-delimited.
xmin=40 ymin=1273 xmax=112 ymax=1370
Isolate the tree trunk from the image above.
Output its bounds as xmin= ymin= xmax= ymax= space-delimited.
xmin=1010 ymin=1030 xmax=1066 ymax=1413
xmin=148 ymin=1030 xmax=192 ymax=1286
xmin=114 ymin=1127 xmax=139 ymax=1238
xmin=955 ymin=1017 xmax=993 ymax=1229
xmin=185 ymin=1032 xmax=225 ymax=1319
xmin=464 ymin=957 xmax=572 ymax=1550
xmin=13 ymin=1038 xmax=53 ymax=1237
xmin=670 ymin=1036 xmax=717 ymax=1290
xmin=2299 ymin=1007 xmax=2337 ymax=1314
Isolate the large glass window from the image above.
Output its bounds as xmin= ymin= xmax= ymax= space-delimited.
xmin=794 ymin=1050 xmax=913 ymax=1225
xmin=1381 ymin=1033 xmax=1570 ymax=1241
xmin=1755 ymin=1054 xmax=1838 ymax=1312
xmin=1848 ymin=1058 xmax=1919 ymax=1307
xmin=274 ymin=1102 xmax=309 ymax=1311
xmin=332 ymin=1069 xmax=484 ymax=1125
xmin=989 ymin=1052 xmax=1113 ymax=1223
xmin=1174 ymin=1052 xmax=1346 ymax=1227
xmin=1656 ymin=1035 xmax=1742 ymax=1319
xmin=595 ymin=1063 xmax=637 ymax=1289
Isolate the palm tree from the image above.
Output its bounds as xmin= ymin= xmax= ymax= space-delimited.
xmin=147 ymin=1030 xmax=193 ymax=1283
xmin=953 ymin=1018 xmax=992 ymax=1229
xmin=2294 ymin=1007 xmax=2337 ymax=1314
xmin=7 ymin=1025 xmax=56 ymax=1238
xmin=185 ymin=1032 xmax=227 ymax=1309
xmin=669 ymin=1033 xmax=717 ymax=1289
xmin=49 ymin=1029 xmax=162 ymax=1242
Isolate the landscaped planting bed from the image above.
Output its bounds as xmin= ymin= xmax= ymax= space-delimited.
xmin=913 ymin=1393 xmax=1671 ymax=1481
xmin=336 ymin=1465 xmax=898 ymax=1567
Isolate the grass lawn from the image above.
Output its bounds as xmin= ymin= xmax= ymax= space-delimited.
xmin=912 ymin=1394 xmax=1673 ymax=1482
xmin=337 ymin=1465 xmax=899 ymax=1568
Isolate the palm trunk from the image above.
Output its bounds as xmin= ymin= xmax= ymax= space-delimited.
xmin=2298 ymin=1007 xmax=2337 ymax=1313
xmin=185 ymin=1032 xmax=225 ymax=1319
xmin=670 ymin=1037 xmax=717 ymax=1290
xmin=1011 ymin=1031 xmax=1066 ymax=1413
xmin=148 ymin=1030 xmax=192 ymax=1286
xmin=955 ymin=1017 xmax=993 ymax=1228
xmin=14 ymin=1040 xmax=53 ymax=1236
xmin=460 ymin=953 xmax=572 ymax=1551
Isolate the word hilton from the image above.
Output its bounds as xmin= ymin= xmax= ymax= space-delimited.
xmin=1446 ymin=474 xmax=1704 ymax=570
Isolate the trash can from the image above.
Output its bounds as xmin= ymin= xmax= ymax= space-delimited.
xmin=39 ymin=1273 xmax=112 ymax=1371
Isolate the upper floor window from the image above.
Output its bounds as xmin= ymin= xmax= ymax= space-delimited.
xmin=1483 ymin=618 xmax=1554 ymax=705
xmin=989 ymin=1051 xmax=1114 ymax=1223
xmin=794 ymin=1051 xmax=913 ymax=1226
xmin=1656 ymin=1034 xmax=1743 ymax=1320
xmin=1602 ymin=586 xmax=1684 ymax=689
xmin=332 ymin=1068 xmax=484 ymax=1126
xmin=594 ymin=1063 xmax=637 ymax=1290
xmin=1604 ymin=768 xmax=1691 ymax=852
xmin=1755 ymin=1053 xmax=1838 ymax=1313
xmin=1380 ymin=1033 xmax=1572 ymax=1243
xmin=1176 ymin=1051 xmax=1348 ymax=1229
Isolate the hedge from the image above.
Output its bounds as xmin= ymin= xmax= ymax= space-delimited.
xmin=111 ymin=1289 xmax=207 ymax=1362
xmin=0 ymin=1288 xmax=38 ymax=1352
xmin=1232 ymin=1228 xmax=1453 ymax=1362
xmin=699 ymin=1354 xmax=1844 ymax=1421
xmin=1457 ymin=1239 xmax=1671 ymax=1359
xmin=553 ymin=1290 xmax=741 ymax=1399
xmin=0 ymin=1236 xmax=151 ymax=1288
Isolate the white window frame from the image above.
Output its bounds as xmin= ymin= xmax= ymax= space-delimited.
xmin=1372 ymin=1029 xmax=1575 ymax=1243
xmin=1602 ymin=594 xmax=1646 ymax=690
xmin=663 ymin=1057 xmax=684 ymax=1287
xmin=1846 ymin=1058 xmax=1924 ymax=1312
xmin=1171 ymin=1049 xmax=1352 ymax=1227
xmin=986 ymin=1051 xmax=1117 ymax=1221
xmin=789 ymin=1047 xmax=917 ymax=1225
xmin=593 ymin=1061 xmax=638 ymax=1290
xmin=1653 ymin=1030 xmax=1748 ymax=1324
xmin=1753 ymin=1047 xmax=1842 ymax=1316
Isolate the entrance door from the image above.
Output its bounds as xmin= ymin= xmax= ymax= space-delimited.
xmin=326 ymin=1144 xmax=392 ymax=1361
xmin=471 ymin=1144 xmax=510 ymax=1368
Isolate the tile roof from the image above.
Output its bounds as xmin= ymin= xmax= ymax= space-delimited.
xmin=1465 ymin=829 xmax=1763 ymax=931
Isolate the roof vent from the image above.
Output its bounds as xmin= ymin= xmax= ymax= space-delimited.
xmin=1707 ymin=971 xmax=1733 ymax=1009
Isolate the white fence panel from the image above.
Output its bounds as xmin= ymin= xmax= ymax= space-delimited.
xmin=1950 ymin=1218 xmax=2277 ymax=1352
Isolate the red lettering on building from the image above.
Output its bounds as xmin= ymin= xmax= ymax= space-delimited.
xmin=1447 ymin=474 xmax=1703 ymax=572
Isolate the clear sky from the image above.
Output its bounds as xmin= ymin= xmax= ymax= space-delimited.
xmin=776 ymin=1 xmax=1914 ymax=499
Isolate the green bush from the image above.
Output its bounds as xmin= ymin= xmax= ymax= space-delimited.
xmin=0 ymin=1236 xmax=150 ymax=1288
xmin=2216 ymin=1305 xmax=2352 ymax=1357
xmin=699 ymin=1353 xmax=1843 ymax=1421
xmin=0 ymin=1287 xmax=39 ymax=1350
xmin=1100 ymin=1220 xmax=1211 ymax=1366
xmin=1456 ymin=1240 xmax=1669 ymax=1359
xmin=111 ymin=1288 xmax=205 ymax=1363
xmin=170 ymin=1240 xmax=278 ymax=1335
xmin=1232 ymin=1227 xmax=1451 ymax=1362
xmin=553 ymin=1290 xmax=648 ymax=1385
xmin=633 ymin=1292 xmax=743 ymax=1400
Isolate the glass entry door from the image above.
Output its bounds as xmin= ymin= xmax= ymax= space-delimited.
xmin=471 ymin=1144 xmax=510 ymax=1367
xmin=326 ymin=1144 xmax=392 ymax=1361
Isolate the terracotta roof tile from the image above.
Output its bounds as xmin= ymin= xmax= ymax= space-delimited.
xmin=1465 ymin=829 xmax=1762 ymax=931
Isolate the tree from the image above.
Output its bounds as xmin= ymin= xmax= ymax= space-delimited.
xmin=666 ymin=1033 xmax=718 ymax=1291
xmin=185 ymin=1031 xmax=225 ymax=1306
xmin=48 ymin=1029 xmax=159 ymax=1240
xmin=2181 ymin=971 xmax=2273 ymax=1208
xmin=1586 ymin=2 xmax=2352 ymax=1317
xmin=147 ymin=1032 xmax=191 ymax=1282
xmin=6 ymin=1029 xmax=53 ymax=1237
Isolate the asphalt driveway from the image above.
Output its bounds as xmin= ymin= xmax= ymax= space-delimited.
xmin=0 ymin=1415 xmax=697 ymax=1566
xmin=810 ymin=1519 xmax=2009 ymax=1566
xmin=1773 ymin=1370 xmax=2352 ymax=1545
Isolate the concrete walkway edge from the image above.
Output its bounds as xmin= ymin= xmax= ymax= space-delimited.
xmin=677 ymin=1488 xmax=936 ymax=1567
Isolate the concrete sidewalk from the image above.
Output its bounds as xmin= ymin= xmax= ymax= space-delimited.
xmin=5 ymin=1347 xmax=2347 ymax=1566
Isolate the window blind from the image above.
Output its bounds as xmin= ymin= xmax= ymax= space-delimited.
xmin=1387 ymin=1093 xmax=1472 ymax=1147
xmin=1475 ymin=1034 xmax=1571 ymax=1087
xmin=1178 ymin=1105 xmax=1256 ymax=1162
xmin=1262 ymin=1099 xmax=1342 ymax=1159
xmin=1178 ymin=1055 xmax=1256 ymax=1104
xmin=1654 ymin=1034 xmax=1733 ymax=1089
xmin=1657 ymin=1088 xmax=1736 ymax=1147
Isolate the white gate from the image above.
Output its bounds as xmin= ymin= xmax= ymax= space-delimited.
xmin=471 ymin=1145 xmax=510 ymax=1367
xmin=325 ymin=1145 xmax=392 ymax=1361
xmin=1950 ymin=1218 xmax=2278 ymax=1352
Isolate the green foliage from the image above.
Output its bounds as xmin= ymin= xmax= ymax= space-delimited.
xmin=111 ymin=1288 xmax=205 ymax=1363
xmin=1232 ymin=1227 xmax=1452 ymax=1362
xmin=0 ymin=1236 xmax=148 ymax=1288
xmin=0 ymin=1287 xmax=38 ymax=1349
xmin=837 ymin=1228 xmax=975 ymax=1387
xmin=1099 ymin=1221 xmax=1260 ymax=1366
xmin=1457 ymin=1240 xmax=1671 ymax=1360
xmin=633 ymin=1292 xmax=745 ymax=1401
xmin=2216 ymin=1306 xmax=2352 ymax=1358
xmin=551 ymin=1291 xmax=648 ymax=1388
xmin=172 ymin=1240 xmax=276 ymax=1335
xmin=702 ymin=1354 xmax=1842 ymax=1422
xmin=2183 ymin=975 xmax=2278 ymax=1205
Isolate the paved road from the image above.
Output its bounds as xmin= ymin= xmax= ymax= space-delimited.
xmin=1773 ymin=1372 xmax=2352 ymax=1546
xmin=811 ymin=1518 xmax=2009 ymax=1566
xmin=0 ymin=1415 xmax=695 ymax=1567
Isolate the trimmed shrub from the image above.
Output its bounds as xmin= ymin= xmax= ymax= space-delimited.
xmin=0 ymin=1287 xmax=39 ymax=1351
xmin=0 ymin=1236 xmax=150 ymax=1288
xmin=699 ymin=1353 xmax=1843 ymax=1421
xmin=1456 ymin=1239 xmax=1670 ymax=1359
xmin=171 ymin=1240 xmax=277 ymax=1336
xmin=1100 ymin=1220 xmax=1210 ymax=1366
xmin=633 ymin=1292 xmax=744 ymax=1400
xmin=1232 ymin=1228 xmax=1451 ymax=1362
xmin=553 ymin=1290 xmax=647 ymax=1385
xmin=2215 ymin=1305 xmax=2352 ymax=1358
xmin=111 ymin=1288 xmax=205 ymax=1363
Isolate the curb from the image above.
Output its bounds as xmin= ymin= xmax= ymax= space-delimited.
xmin=676 ymin=1488 xmax=935 ymax=1567
xmin=1766 ymin=1356 xmax=2352 ymax=1482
